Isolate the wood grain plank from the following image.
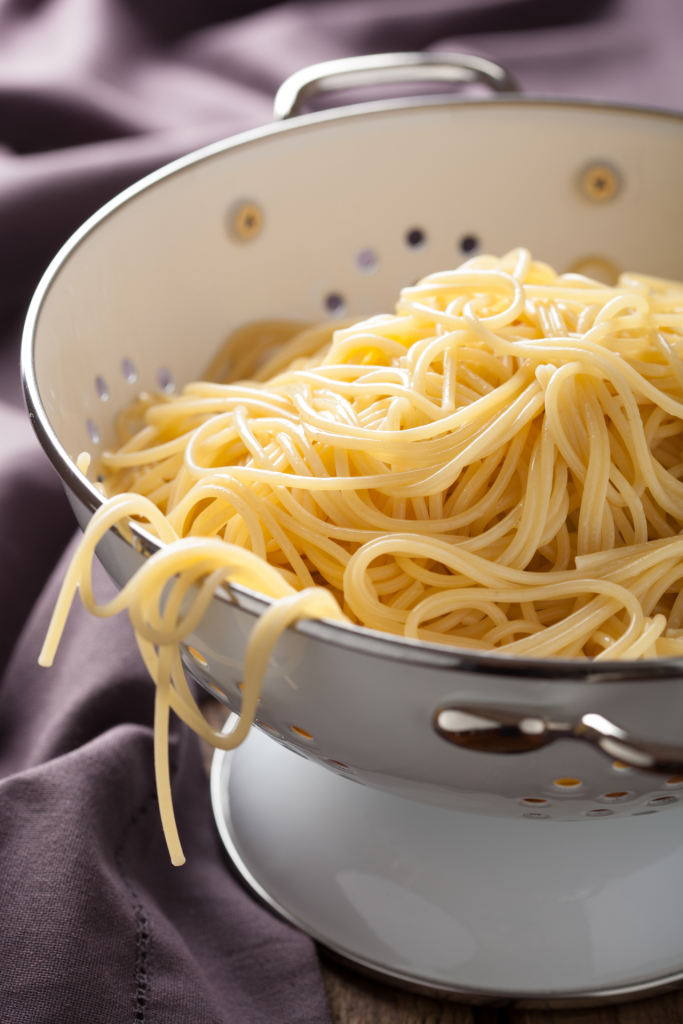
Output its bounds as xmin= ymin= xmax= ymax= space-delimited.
xmin=508 ymin=987 xmax=683 ymax=1024
xmin=615 ymin=989 xmax=683 ymax=1024
xmin=321 ymin=961 xmax=683 ymax=1024
xmin=321 ymin=959 xmax=476 ymax=1024
xmin=508 ymin=1006 xmax=618 ymax=1024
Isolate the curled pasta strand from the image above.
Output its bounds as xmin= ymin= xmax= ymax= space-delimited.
xmin=40 ymin=493 xmax=347 ymax=865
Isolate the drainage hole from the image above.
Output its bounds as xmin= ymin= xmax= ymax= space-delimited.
xmin=459 ymin=234 xmax=479 ymax=254
xmin=157 ymin=367 xmax=175 ymax=393
xmin=324 ymin=293 xmax=346 ymax=317
xmin=256 ymin=721 xmax=282 ymax=737
xmin=324 ymin=758 xmax=354 ymax=773
xmin=237 ymin=684 xmax=259 ymax=703
xmin=121 ymin=357 xmax=137 ymax=384
xmin=405 ymin=227 xmax=426 ymax=249
xmin=206 ymin=681 xmax=228 ymax=702
xmin=186 ymin=645 xmax=207 ymax=667
xmin=356 ymin=248 xmax=378 ymax=273
xmin=290 ymin=725 xmax=314 ymax=741
xmin=599 ymin=791 xmax=633 ymax=803
xmin=229 ymin=200 xmax=263 ymax=242
xmin=553 ymin=777 xmax=582 ymax=789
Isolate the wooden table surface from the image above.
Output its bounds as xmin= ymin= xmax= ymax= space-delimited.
xmin=319 ymin=958 xmax=683 ymax=1024
xmin=198 ymin=699 xmax=683 ymax=1024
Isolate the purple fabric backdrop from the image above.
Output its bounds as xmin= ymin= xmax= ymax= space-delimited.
xmin=1 ymin=1 xmax=682 ymax=1020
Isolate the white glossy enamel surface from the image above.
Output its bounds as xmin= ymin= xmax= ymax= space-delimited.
xmin=183 ymin=598 xmax=683 ymax=817
xmin=217 ymin=727 xmax=683 ymax=998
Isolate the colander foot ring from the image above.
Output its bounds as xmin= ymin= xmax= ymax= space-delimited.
xmin=210 ymin=725 xmax=683 ymax=1007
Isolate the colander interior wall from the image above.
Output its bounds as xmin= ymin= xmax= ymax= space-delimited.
xmin=26 ymin=96 xmax=683 ymax=820
xmin=33 ymin=99 xmax=683 ymax=463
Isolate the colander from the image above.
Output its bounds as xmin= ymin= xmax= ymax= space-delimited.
xmin=22 ymin=53 xmax=683 ymax=1007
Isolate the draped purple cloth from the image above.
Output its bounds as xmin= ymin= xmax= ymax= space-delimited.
xmin=0 ymin=1 xmax=682 ymax=1020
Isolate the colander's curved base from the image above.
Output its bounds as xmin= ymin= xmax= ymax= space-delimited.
xmin=210 ymin=725 xmax=683 ymax=1005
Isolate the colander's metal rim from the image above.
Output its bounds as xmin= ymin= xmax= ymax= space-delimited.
xmin=211 ymin=739 xmax=683 ymax=1007
xmin=21 ymin=91 xmax=683 ymax=684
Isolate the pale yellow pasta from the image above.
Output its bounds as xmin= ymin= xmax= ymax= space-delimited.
xmin=40 ymin=248 xmax=683 ymax=863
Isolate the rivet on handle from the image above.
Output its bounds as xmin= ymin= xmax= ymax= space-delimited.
xmin=579 ymin=162 xmax=621 ymax=202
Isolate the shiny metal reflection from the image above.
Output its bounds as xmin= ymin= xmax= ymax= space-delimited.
xmin=434 ymin=705 xmax=683 ymax=773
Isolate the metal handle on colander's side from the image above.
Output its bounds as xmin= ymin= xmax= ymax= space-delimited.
xmin=273 ymin=51 xmax=520 ymax=121
xmin=434 ymin=706 xmax=683 ymax=774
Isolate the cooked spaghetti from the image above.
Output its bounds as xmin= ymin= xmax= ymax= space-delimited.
xmin=40 ymin=247 xmax=683 ymax=862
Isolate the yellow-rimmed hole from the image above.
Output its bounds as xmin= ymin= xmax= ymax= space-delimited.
xmin=256 ymin=721 xmax=281 ymax=737
xmin=599 ymin=790 xmax=633 ymax=803
xmin=187 ymin=646 xmax=207 ymax=668
xmin=521 ymin=798 xmax=549 ymax=805
xmin=612 ymin=761 xmax=631 ymax=772
xmin=578 ymin=163 xmax=621 ymax=203
xmin=290 ymin=726 xmax=314 ymax=741
xmin=237 ymin=683 xmax=260 ymax=703
xmin=230 ymin=200 xmax=263 ymax=242
xmin=566 ymin=254 xmax=620 ymax=285
xmin=553 ymin=777 xmax=582 ymax=789
xmin=666 ymin=775 xmax=683 ymax=787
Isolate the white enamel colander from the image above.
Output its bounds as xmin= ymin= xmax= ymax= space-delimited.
xmin=22 ymin=53 xmax=683 ymax=1006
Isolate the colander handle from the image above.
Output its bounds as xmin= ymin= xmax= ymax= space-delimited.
xmin=434 ymin=705 xmax=683 ymax=775
xmin=273 ymin=52 xmax=520 ymax=121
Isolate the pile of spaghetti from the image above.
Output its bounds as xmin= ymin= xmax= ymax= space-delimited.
xmin=40 ymin=247 xmax=683 ymax=862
